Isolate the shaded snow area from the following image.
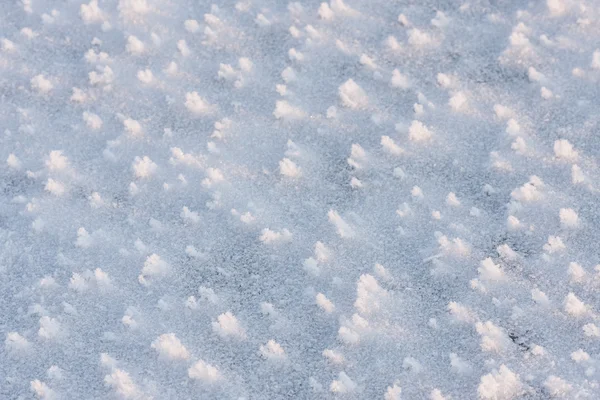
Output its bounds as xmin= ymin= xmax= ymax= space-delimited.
xmin=3 ymin=0 xmax=600 ymax=399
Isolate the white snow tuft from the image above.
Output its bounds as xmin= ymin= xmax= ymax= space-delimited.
xmin=31 ymin=75 xmax=53 ymax=94
xmin=381 ymin=136 xmax=404 ymax=155
xmin=384 ymin=383 xmax=402 ymax=400
xmin=5 ymin=332 xmax=30 ymax=352
xmin=151 ymin=333 xmax=190 ymax=360
xmin=279 ymin=158 xmax=302 ymax=177
xmin=543 ymin=236 xmax=565 ymax=254
xmin=316 ymin=293 xmax=335 ymax=313
xmin=355 ymin=274 xmax=386 ymax=314
xmin=259 ymin=339 xmax=286 ymax=360
xmin=390 ymin=69 xmax=410 ymax=89
xmin=273 ymin=100 xmax=306 ymax=120
xmin=83 ymin=112 xmax=103 ymax=130
xmin=328 ymin=210 xmax=355 ymax=238
xmin=38 ymin=316 xmax=62 ymax=340
xmin=478 ymin=365 xmax=523 ymax=400
xmin=181 ymin=206 xmax=200 ymax=224
xmin=212 ymin=312 xmax=246 ymax=339
xmin=564 ymin=292 xmax=588 ymax=316
xmin=104 ymin=368 xmax=142 ymax=399
xmin=339 ymin=79 xmax=369 ymax=109
xmin=544 ymin=375 xmax=572 ymax=397
xmin=553 ymin=139 xmax=578 ymax=161
xmin=188 ymin=360 xmax=222 ymax=383
xmin=185 ymin=92 xmax=216 ymax=116
xmin=132 ymin=156 xmax=157 ymax=179
xmin=80 ymin=1 xmax=105 ymax=24
xmin=408 ymin=120 xmax=432 ymax=142
xmin=478 ymin=258 xmax=505 ymax=281
xmin=30 ymin=380 xmax=56 ymax=400
xmin=260 ymin=228 xmax=292 ymax=244
xmin=475 ymin=321 xmax=512 ymax=353
xmin=330 ymin=371 xmax=357 ymax=393
xmin=559 ymin=208 xmax=579 ymax=228
xmin=138 ymin=254 xmax=170 ymax=285
xmin=7 ymin=154 xmax=21 ymax=170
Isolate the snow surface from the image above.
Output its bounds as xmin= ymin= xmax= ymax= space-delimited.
xmin=2 ymin=0 xmax=600 ymax=399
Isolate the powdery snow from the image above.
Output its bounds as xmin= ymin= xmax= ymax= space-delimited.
xmin=2 ymin=0 xmax=600 ymax=399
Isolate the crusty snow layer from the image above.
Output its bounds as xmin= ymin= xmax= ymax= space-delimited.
xmin=2 ymin=0 xmax=600 ymax=399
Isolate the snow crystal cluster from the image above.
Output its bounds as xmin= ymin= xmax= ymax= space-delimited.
xmin=2 ymin=0 xmax=600 ymax=398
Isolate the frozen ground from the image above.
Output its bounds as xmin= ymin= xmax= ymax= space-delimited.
xmin=1 ymin=0 xmax=600 ymax=398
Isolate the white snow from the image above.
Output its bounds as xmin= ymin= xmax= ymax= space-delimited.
xmin=31 ymin=75 xmax=53 ymax=94
xmin=212 ymin=312 xmax=246 ymax=339
xmin=2 ymin=1 xmax=599 ymax=398
xmin=339 ymin=79 xmax=368 ymax=109
xmin=188 ymin=360 xmax=222 ymax=383
xmin=408 ymin=120 xmax=432 ymax=142
xmin=478 ymin=365 xmax=523 ymax=400
xmin=151 ymin=333 xmax=190 ymax=360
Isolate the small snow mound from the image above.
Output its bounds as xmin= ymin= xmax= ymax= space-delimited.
xmin=511 ymin=176 xmax=543 ymax=202
xmin=330 ymin=371 xmax=357 ymax=393
xmin=476 ymin=321 xmax=512 ymax=353
xmin=259 ymin=339 xmax=286 ymax=360
xmin=391 ymin=69 xmax=410 ymax=89
xmin=279 ymin=158 xmax=302 ymax=177
xmin=45 ymin=179 xmax=65 ymax=196
xmin=151 ymin=333 xmax=189 ymax=360
xmin=355 ymin=274 xmax=387 ymax=314
xmin=212 ymin=312 xmax=246 ymax=339
xmin=185 ymin=92 xmax=216 ymax=116
xmin=316 ymin=293 xmax=335 ymax=313
xmin=568 ymin=262 xmax=586 ymax=283
xmin=564 ymin=292 xmax=588 ymax=316
xmin=31 ymin=75 xmax=53 ymax=94
xmin=381 ymin=136 xmax=404 ymax=155
xmin=553 ymin=139 xmax=578 ymax=161
xmin=544 ymin=375 xmax=572 ymax=397
xmin=446 ymin=192 xmax=460 ymax=207
xmin=408 ymin=28 xmax=433 ymax=47
xmin=384 ymin=383 xmax=402 ymax=400
xmin=547 ymin=0 xmax=567 ymax=16
xmin=138 ymin=254 xmax=170 ymax=285
xmin=260 ymin=228 xmax=292 ymax=244
xmin=328 ymin=210 xmax=355 ymax=238
xmin=532 ymin=288 xmax=551 ymax=306
xmin=30 ymin=380 xmax=56 ymax=400
xmin=104 ymin=368 xmax=142 ymax=399
xmin=83 ymin=112 xmax=103 ymax=130
xmin=38 ymin=316 xmax=62 ymax=340
xmin=184 ymin=19 xmax=200 ymax=33
xmin=132 ymin=156 xmax=157 ymax=179
xmin=478 ymin=258 xmax=505 ymax=281
xmin=80 ymin=0 xmax=105 ymax=24
xmin=137 ymin=69 xmax=153 ymax=84
xmin=5 ymin=332 xmax=30 ymax=352
xmin=592 ymin=50 xmax=600 ymax=70
xmin=449 ymin=91 xmax=468 ymax=111
xmin=559 ymin=208 xmax=578 ymax=228
xmin=181 ymin=206 xmax=200 ymax=224
xmin=339 ymin=79 xmax=368 ymax=109
xmin=7 ymin=154 xmax=21 ymax=170
xmin=188 ymin=360 xmax=222 ymax=383
xmin=408 ymin=120 xmax=432 ymax=142
xmin=46 ymin=150 xmax=69 ymax=171
xmin=478 ymin=365 xmax=523 ymax=400
xmin=273 ymin=101 xmax=306 ymax=120
xmin=543 ymin=236 xmax=565 ymax=254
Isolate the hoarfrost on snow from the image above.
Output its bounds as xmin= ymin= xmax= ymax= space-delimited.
xmin=2 ymin=0 xmax=600 ymax=398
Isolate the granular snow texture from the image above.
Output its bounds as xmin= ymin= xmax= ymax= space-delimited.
xmin=2 ymin=0 xmax=600 ymax=399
